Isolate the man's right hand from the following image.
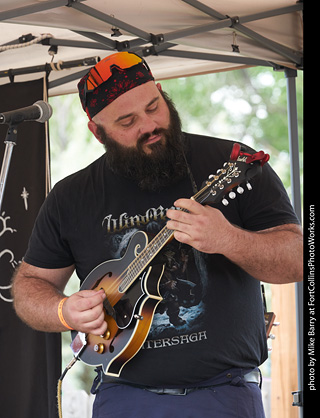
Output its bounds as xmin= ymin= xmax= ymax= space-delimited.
xmin=11 ymin=261 xmax=108 ymax=334
xmin=62 ymin=289 xmax=108 ymax=335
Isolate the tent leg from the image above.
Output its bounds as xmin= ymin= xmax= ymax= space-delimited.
xmin=285 ymin=68 xmax=303 ymax=417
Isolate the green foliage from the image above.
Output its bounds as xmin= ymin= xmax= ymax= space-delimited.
xmin=48 ymin=93 xmax=104 ymax=184
xmin=161 ymin=67 xmax=303 ymax=190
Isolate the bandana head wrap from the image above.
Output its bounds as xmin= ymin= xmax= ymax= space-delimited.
xmin=77 ymin=52 xmax=154 ymax=119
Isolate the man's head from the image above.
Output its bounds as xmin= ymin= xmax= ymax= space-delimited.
xmin=78 ymin=52 xmax=188 ymax=191
xmin=78 ymin=52 xmax=155 ymax=120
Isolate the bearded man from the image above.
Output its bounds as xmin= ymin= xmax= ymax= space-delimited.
xmin=12 ymin=52 xmax=302 ymax=418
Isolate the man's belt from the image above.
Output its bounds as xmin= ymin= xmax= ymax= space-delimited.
xmin=96 ymin=368 xmax=262 ymax=396
xmin=144 ymin=369 xmax=261 ymax=396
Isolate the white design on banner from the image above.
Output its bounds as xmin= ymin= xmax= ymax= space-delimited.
xmin=0 ymin=211 xmax=19 ymax=303
xmin=0 ymin=211 xmax=17 ymax=236
xmin=21 ymin=187 xmax=29 ymax=211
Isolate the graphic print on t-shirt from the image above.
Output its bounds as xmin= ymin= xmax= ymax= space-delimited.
xmin=102 ymin=205 xmax=209 ymax=343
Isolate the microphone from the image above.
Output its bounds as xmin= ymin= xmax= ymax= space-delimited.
xmin=0 ymin=100 xmax=53 ymax=124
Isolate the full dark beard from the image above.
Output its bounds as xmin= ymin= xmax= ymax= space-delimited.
xmin=97 ymin=91 xmax=189 ymax=191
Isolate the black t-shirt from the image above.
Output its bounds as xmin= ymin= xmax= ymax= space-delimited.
xmin=24 ymin=133 xmax=299 ymax=386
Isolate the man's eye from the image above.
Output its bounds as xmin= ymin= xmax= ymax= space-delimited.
xmin=121 ymin=118 xmax=135 ymax=127
xmin=147 ymin=104 xmax=158 ymax=113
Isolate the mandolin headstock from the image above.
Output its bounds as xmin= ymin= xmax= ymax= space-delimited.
xmin=196 ymin=143 xmax=269 ymax=206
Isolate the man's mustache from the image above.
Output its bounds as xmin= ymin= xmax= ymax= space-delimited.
xmin=138 ymin=128 xmax=167 ymax=146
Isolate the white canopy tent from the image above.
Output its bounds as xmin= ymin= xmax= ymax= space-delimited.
xmin=0 ymin=0 xmax=303 ymax=94
xmin=0 ymin=0 xmax=304 ymax=414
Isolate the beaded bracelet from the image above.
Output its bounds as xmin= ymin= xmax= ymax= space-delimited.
xmin=58 ymin=297 xmax=73 ymax=330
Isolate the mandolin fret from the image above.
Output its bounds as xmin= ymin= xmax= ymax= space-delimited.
xmin=119 ymin=226 xmax=174 ymax=292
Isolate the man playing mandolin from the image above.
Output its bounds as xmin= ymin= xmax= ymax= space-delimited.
xmin=12 ymin=52 xmax=302 ymax=418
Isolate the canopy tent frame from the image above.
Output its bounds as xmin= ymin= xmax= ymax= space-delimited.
xmin=0 ymin=1 xmax=303 ymax=69
xmin=285 ymin=67 xmax=303 ymax=412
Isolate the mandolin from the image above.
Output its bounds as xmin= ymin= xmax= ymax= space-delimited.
xmin=70 ymin=143 xmax=269 ymax=376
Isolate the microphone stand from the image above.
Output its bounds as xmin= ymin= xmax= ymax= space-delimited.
xmin=0 ymin=123 xmax=18 ymax=211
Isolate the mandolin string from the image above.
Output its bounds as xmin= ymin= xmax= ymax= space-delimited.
xmin=103 ymin=206 xmax=205 ymax=304
xmin=101 ymin=169 xmax=229 ymax=305
xmin=102 ymin=225 xmax=175 ymax=305
xmin=101 ymin=162 xmax=237 ymax=306
xmin=119 ymin=227 xmax=173 ymax=290
xmin=115 ymin=181 xmax=213 ymax=295
xmin=104 ymin=177 xmax=220 ymax=304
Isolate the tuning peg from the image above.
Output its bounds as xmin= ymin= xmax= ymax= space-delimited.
xmin=237 ymin=186 xmax=244 ymax=194
xmin=222 ymin=198 xmax=229 ymax=206
xmin=273 ymin=322 xmax=280 ymax=327
xmin=246 ymin=182 xmax=252 ymax=190
xmin=269 ymin=334 xmax=276 ymax=340
xmin=207 ymin=174 xmax=218 ymax=183
xmin=217 ymin=168 xmax=227 ymax=174
xmin=229 ymin=191 xmax=236 ymax=199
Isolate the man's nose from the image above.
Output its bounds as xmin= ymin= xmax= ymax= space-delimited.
xmin=138 ymin=113 xmax=158 ymax=136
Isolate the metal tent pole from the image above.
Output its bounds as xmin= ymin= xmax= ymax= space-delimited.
xmin=285 ymin=68 xmax=303 ymax=417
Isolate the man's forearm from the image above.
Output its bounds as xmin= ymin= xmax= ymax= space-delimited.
xmin=11 ymin=262 xmax=74 ymax=332
xmin=12 ymin=276 xmax=65 ymax=331
xmin=223 ymin=224 xmax=303 ymax=284
xmin=166 ymin=199 xmax=303 ymax=285
xmin=11 ymin=262 xmax=108 ymax=336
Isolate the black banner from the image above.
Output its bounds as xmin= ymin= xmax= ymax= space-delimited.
xmin=0 ymin=79 xmax=61 ymax=418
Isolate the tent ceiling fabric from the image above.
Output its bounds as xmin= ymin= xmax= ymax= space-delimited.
xmin=0 ymin=0 xmax=303 ymax=96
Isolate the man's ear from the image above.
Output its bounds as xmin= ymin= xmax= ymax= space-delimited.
xmin=88 ymin=120 xmax=104 ymax=144
xmin=156 ymin=82 xmax=162 ymax=91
